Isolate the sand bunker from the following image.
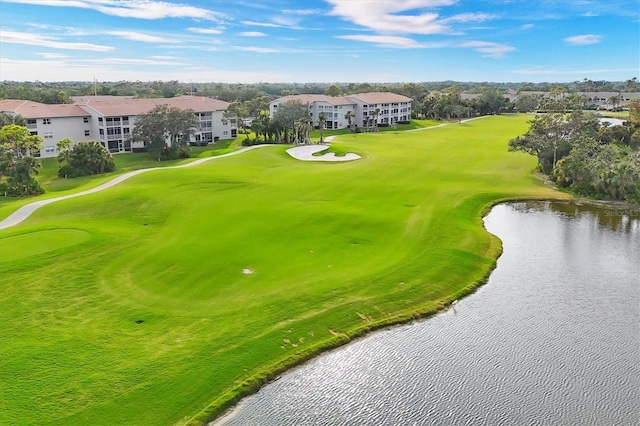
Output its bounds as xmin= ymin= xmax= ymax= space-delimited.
xmin=286 ymin=144 xmax=361 ymax=162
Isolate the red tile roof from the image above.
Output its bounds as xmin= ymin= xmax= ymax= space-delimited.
xmin=0 ymin=99 xmax=90 ymax=118
xmin=75 ymin=95 xmax=230 ymax=116
xmin=345 ymin=92 xmax=413 ymax=104
xmin=273 ymin=94 xmax=356 ymax=106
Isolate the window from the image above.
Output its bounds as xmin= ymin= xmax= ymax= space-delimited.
xmin=99 ymin=129 xmax=104 ymax=135
xmin=83 ymin=117 xmax=89 ymax=123
xmin=42 ymin=118 xmax=51 ymax=125
xmin=84 ymin=130 xmax=91 ymax=137
xmin=223 ymin=131 xmax=229 ymax=136
xmin=122 ymin=116 xmax=129 ymax=125
xmin=44 ymin=132 xmax=53 ymax=139
xmin=45 ymin=146 xmax=55 ymax=153
xmin=98 ymin=117 xmax=103 ymax=124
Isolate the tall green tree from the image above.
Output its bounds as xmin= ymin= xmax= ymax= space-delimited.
xmin=324 ymin=85 xmax=342 ymax=97
xmin=476 ymin=88 xmax=508 ymax=115
xmin=514 ymin=95 xmax=540 ymax=113
xmin=0 ymin=124 xmax=44 ymax=196
xmin=0 ymin=113 xmax=27 ymax=128
xmin=345 ymin=110 xmax=354 ymax=132
xmin=224 ymin=101 xmax=248 ymax=135
xmin=508 ymin=111 xmax=598 ymax=172
xmin=317 ymin=112 xmax=327 ymax=142
xmin=130 ymin=104 xmax=197 ymax=161
xmin=272 ymin=100 xmax=308 ymax=144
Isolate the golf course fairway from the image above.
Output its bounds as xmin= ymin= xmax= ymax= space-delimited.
xmin=0 ymin=115 xmax=567 ymax=425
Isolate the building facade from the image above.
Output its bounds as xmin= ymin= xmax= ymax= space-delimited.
xmin=269 ymin=92 xmax=413 ymax=130
xmin=0 ymin=96 xmax=236 ymax=158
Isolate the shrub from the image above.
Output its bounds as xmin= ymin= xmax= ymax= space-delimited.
xmin=58 ymin=140 xmax=116 ymax=178
xmin=58 ymin=165 xmax=85 ymax=179
xmin=0 ymin=177 xmax=44 ymax=197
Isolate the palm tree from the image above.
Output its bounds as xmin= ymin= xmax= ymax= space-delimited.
xmin=608 ymin=94 xmax=623 ymax=111
xmin=373 ymin=108 xmax=380 ymax=132
xmin=318 ymin=112 xmax=327 ymax=143
xmin=345 ymin=110 xmax=354 ymax=132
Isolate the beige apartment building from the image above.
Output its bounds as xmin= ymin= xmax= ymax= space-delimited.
xmin=269 ymin=92 xmax=413 ymax=130
xmin=0 ymin=96 xmax=236 ymax=158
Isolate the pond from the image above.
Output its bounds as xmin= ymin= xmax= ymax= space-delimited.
xmin=215 ymin=202 xmax=640 ymax=425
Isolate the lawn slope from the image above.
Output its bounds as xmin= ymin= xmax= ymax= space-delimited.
xmin=0 ymin=115 xmax=566 ymax=425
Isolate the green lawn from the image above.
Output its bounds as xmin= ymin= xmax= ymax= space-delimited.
xmin=0 ymin=138 xmax=243 ymax=220
xmin=0 ymin=115 xmax=567 ymax=426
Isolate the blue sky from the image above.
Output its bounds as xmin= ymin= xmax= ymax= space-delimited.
xmin=0 ymin=0 xmax=638 ymax=83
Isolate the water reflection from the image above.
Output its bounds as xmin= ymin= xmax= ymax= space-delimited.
xmin=216 ymin=202 xmax=640 ymax=426
xmin=512 ymin=201 xmax=640 ymax=234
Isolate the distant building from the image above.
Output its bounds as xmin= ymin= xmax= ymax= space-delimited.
xmin=460 ymin=90 xmax=640 ymax=110
xmin=269 ymin=92 xmax=412 ymax=130
xmin=0 ymin=95 xmax=236 ymax=158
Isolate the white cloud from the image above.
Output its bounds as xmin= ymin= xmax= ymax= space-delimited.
xmin=107 ymin=31 xmax=179 ymax=43
xmin=563 ymin=34 xmax=602 ymax=45
xmin=241 ymin=21 xmax=284 ymax=28
xmin=0 ymin=57 xmax=290 ymax=83
xmin=337 ymin=34 xmax=437 ymax=49
xmin=239 ymin=32 xmax=266 ymax=37
xmin=326 ymin=0 xmax=462 ymax=35
xmin=150 ymin=55 xmax=181 ymax=60
xmin=233 ymin=46 xmax=282 ymax=53
xmin=0 ymin=30 xmax=114 ymax=51
xmin=187 ymin=27 xmax=223 ymax=35
xmin=458 ymin=41 xmax=515 ymax=58
xmin=441 ymin=13 xmax=498 ymax=24
xmin=241 ymin=18 xmax=303 ymax=30
xmin=107 ymin=30 xmax=179 ymax=43
xmin=37 ymin=52 xmax=70 ymax=59
xmin=520 ymin=24 xmax=534 ymax=30
xmin=82 ymin=57 xmax=184 ymax=66
xmin=283 ymin=8 xmax=323 ymax=15
xmin=2 ymin=0 xmax=225 ymax=21
xmin=513 ymin=67 xmax=636 ymax=75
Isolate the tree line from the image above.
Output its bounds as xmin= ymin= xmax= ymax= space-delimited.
xmin=509 ymin=99 xmax=640 ymax=203
xmin=2 ymin=78 xmax=638 ymax=105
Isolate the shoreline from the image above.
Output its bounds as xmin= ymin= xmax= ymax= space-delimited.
xmin=186 ymin=195 xmax=569 ymax=426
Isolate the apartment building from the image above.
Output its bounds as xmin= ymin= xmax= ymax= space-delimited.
xmin=269 ymin=92 xmax=412 ymax=130
xmin=0 ymin=96 xmax=235 ymax=158
xmin=345 ymin=92 xmax=412 ymax=128
xmin=0 ymin=100 xmax=92 ymax=157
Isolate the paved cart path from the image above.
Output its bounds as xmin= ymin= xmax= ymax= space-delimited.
xmin=0 ymin=144 xmax=271 ymax=230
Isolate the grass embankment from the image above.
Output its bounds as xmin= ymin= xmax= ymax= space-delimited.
xmin=0 ymin=138 xmax=242 ymax=220
xmin=0 ymin=115 xmax=567 ymax=425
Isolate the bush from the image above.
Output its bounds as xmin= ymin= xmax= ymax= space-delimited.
xmin=58 ymin=140 xmax=116 ymax=177
xmin=58 ymin=165 xmax=85 ymax=179
xmin=0 ymin=177 xmax=44 ymax=197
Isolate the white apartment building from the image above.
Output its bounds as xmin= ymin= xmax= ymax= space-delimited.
xmin=0 ymin=96 xmax=235 ymax=158
xmin=0 ymin=100 xmax=92 ymax=158
xmin=269 ymin=92 xmax=412 ymax=130
xmin=270 ymin=94 xmax=357 ymax=130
